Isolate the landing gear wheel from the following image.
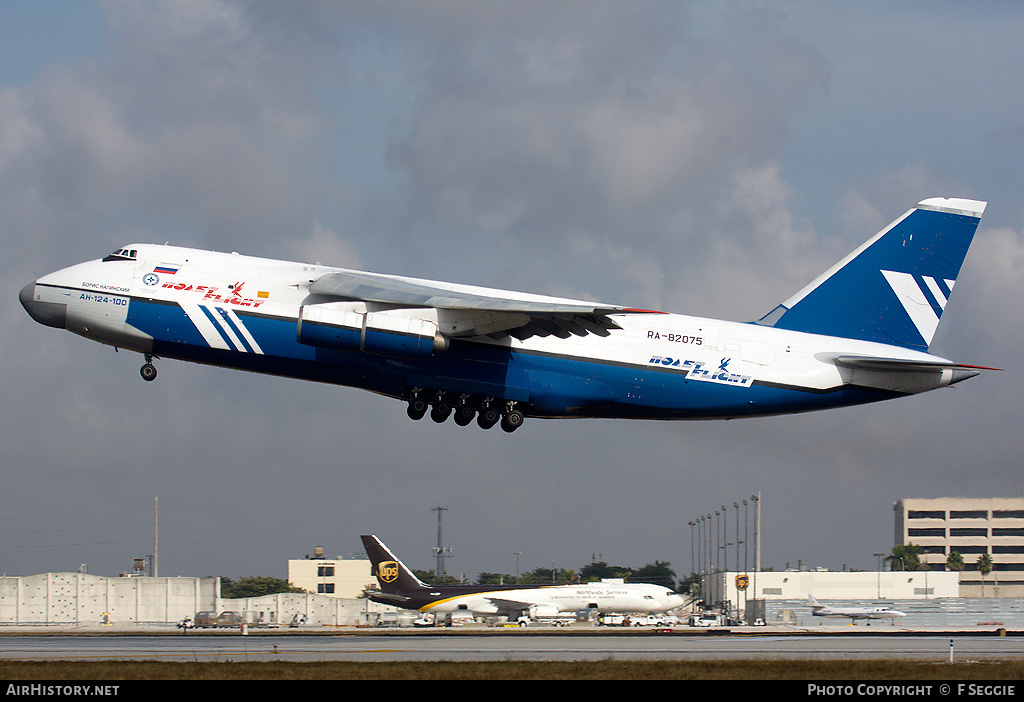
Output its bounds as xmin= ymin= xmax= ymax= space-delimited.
xmin=407 ymin=398 xmax=427 ymax=421
xmin=500 ymin=409 xmax=524 ymax=433
xmin=430 ymin=403 xmax=452 ymax=423
xmin=140 ymin=363 xmax=157 ymax=382
xmin=477 ymin=405 xmax=499 ymax=429
xmin=454 ymin=405 xmax=475 ymax=426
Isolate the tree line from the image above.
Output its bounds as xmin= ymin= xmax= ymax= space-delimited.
xmin=413 ymin=559 xmax=680 ymax=590
xmin=886 ymin=544 xmax=996 ymax=595
xmin=216 ymin=559 xmax=683 ymax=600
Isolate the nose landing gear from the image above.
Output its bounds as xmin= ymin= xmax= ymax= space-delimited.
xmin=140 ymin=355 xmax=157 ymax=382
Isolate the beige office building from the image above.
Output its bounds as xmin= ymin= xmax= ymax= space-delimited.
xmin=894 ymin=497 xmax=1024 ymax=597
xmin=287 ymin=557 xmax=376 ymax=599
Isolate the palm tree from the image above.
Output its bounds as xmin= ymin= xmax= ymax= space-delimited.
xmin=885 ymin=544 xmax=923 ymax=572
xmin=976 ymin=553 xmax=994 ymax=597
xmin=946 ymin=551 xmax=965 ymax=572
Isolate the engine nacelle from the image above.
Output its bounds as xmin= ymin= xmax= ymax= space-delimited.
xmin=297 ymin=303 xmax=448 ymax=358
xmin=528 ymin=604 xmax=560 ymax=618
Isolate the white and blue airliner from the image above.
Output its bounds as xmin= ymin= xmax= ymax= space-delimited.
xmin=21 ymin=197 xmax=992 ymax=432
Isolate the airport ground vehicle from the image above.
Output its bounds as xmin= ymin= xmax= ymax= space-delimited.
xmin=689 ymin=611 xmax=725 ymax=627
xmin=192 ymin=610 xmax=245 ymax=628
xmin=193 ymin=611 xmax=217 ymax=628
xmin=631 ymin=614 xmax=673 ymax=626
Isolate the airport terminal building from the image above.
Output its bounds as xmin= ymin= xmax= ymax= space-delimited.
xmin=894 ymin=496 xmax=1024 ymax=598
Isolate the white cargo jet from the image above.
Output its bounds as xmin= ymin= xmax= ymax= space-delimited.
xmin=808 ymin=595 xmax=906 ymax=623
xmin=361 ymin=535 xmax=684 ymax=620
xmin=21 ymin=197 xmax=992 ymax=432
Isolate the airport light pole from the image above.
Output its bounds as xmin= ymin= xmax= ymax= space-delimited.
xmin=692 ymin=494 xmax=760 ymax=611
xmin=698 ymin=516 xmax=705 ymax=579
xmin=743 ymin=499 xmax=749 ymax=575
xmin=752 ymin=493 xmax=760 ymax=598
xmin=714 ymin=510 xmax=720 ymax=573
xmin=722 ymin=506 xmax=729 ymax=572
xmin=688 ymin=521 xmax=696 ymax=579
xmin=694 ymin=518 xmax=700 ymax=580
xmin=874 ymin=553 xmax=884 ymax=599
xmin=701 ymin=515 xmax=708 ymax=576
xmin=709 ymin=512 xmax=715 ymax=574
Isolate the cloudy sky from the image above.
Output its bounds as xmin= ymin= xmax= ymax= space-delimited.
xmin=2 ymin=0 xmax=1022 ymax=584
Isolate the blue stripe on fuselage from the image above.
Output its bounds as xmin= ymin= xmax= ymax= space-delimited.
xmin=125 ymin=298 xmax=895 ymax=419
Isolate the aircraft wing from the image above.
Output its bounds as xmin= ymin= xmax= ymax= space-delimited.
xmin=308 ymin=270 xmax=653 ymax=340
xmin=483 ymin=596 xmax=543 ymax=611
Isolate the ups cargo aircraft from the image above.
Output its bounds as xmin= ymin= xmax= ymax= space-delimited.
xmin=808 ymin=595 xmax=906 ymax=623
xmin=361 ymin=534 xmax=685 ymax=619
xmin=20 ymin=197 xmax=990 ymax=432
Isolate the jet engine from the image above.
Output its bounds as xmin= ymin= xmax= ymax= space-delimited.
xmin=527 ymin=604 xmax=561 ymax=618
xmin=297 ymin=303 xmax=448 ymax=358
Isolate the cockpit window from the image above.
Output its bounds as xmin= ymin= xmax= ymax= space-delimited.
xmin=102 ymin=248 xmax=138 ymax=262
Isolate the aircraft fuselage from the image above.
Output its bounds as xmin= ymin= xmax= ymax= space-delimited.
xmin=385 ymin=581 xmax=683 ymax=615
xmin=20 ymin=242 xmax=972 ymax=430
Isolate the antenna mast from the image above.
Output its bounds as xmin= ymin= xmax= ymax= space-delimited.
xmin=431 ymin=506 xmax=451 ymax=577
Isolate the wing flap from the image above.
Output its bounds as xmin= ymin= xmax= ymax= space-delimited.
xmin=485 ymin=597 xmax=538 ymax=610
xmin=309 ymin=270 xmax=647 ymax=339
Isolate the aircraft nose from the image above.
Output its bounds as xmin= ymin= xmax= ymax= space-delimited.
xmin=20 ymin=281 xmax=67 ymax=328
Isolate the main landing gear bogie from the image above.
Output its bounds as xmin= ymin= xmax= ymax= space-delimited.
xmin=406 ymin=389 xmax=526 ymax=432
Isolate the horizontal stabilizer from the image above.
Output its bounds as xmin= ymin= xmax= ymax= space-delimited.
xmin=366 ymin=592 xmax=413 ymax=605
xmin=824 ymin=354 xmax=998 ymax=394
xmin=834 ymin=355 xmax=999 ymax=375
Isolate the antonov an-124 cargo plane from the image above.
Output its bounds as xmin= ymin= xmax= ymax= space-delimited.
xmin=21 ymin=197 xmax=992 ymax=433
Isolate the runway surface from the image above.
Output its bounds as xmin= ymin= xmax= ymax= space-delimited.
xmin=2 ymin=630 xmax=1023 ymax=663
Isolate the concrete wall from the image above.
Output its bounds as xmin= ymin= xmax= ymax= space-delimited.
xmin=767 ymin=598 xmax=1024 ymax=628
xmin=220 ymin=591 xmax=398 ymax=627
xmin=0 ymin=573 xmax=216 ymax=625
xmin=704 ymin=570 xmax=960 ymax=609
xmin=0 ymin=572 xmax=399 ymax=627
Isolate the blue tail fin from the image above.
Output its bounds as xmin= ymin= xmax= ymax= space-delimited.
xmin=757 ymin=197 xmax=985 ymax=350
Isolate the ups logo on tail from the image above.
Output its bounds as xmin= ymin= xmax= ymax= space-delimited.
xmin=377 ymin=561 xmax=399 ymax=584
